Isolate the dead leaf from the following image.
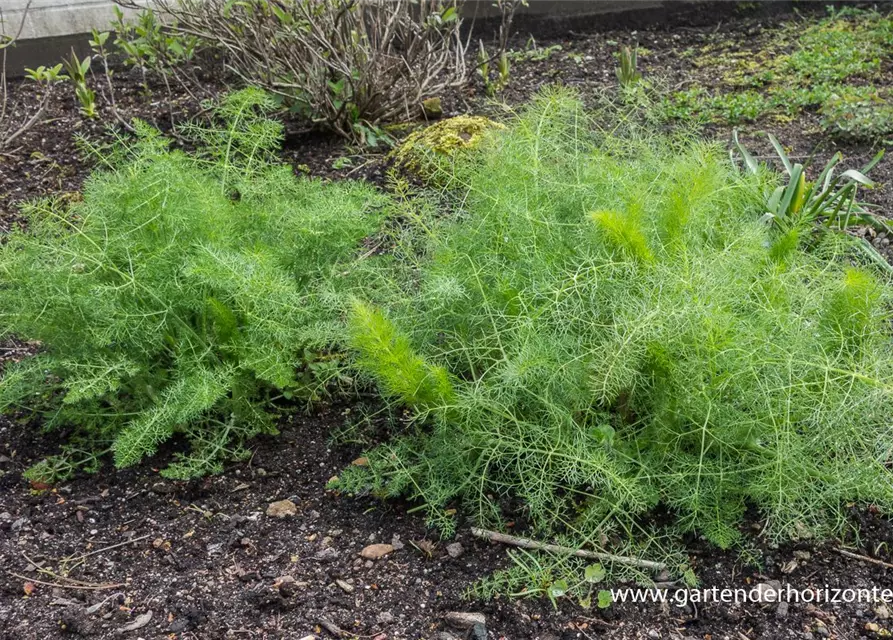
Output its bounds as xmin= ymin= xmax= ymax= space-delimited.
xmin=119 ymin=610 xmax=153 ymax=632
xmin=152 ymin=538 xmax=171 ymax=552
xmin=781 ymin=559 xmax=799 ymax=574
xmin=412 ymin=539 xmax=437 ymax=556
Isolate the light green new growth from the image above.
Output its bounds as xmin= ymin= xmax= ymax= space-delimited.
xmin=349 ymin=301 xmax=454 ymax=410
xmin=0 ymin=89 xmax=386 ymax=480
xmin=823 ymin=267 xmax=882 ymax=354
xmin=589 ymin=209 xmax=654 ymax=263
xmin=340 ymin=88 xmax=893 ymax=577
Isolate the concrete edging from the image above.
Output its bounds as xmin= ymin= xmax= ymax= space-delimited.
xmin=2 ymin=0 xmax=669 ymax=73
xmin=2 ymin=0 xmax=148 ymax=41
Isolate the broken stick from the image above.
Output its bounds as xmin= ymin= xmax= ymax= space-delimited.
xmin=317 ymin=616 xmax=347 ymax=638
xmin=470 ymin=527 xmax=667 ymax=571
xmin=835 ymin=548 xmax=893 ymax=570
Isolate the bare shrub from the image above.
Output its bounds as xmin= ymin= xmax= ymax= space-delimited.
xmin=140 ymin=0 xmax=470 ymax=140
xmin=0 ymin=1 xmax=61 ymax=151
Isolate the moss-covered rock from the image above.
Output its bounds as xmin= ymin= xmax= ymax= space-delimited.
xmin=421 ymin=97 xmax=443 ymax=119
xmin=391 ymin=115 xmax=505 ymax=177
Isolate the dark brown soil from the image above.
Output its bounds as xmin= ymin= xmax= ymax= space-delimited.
xmin=4 ymin=4 xmax=893 ymax=640
xmin=5 ymin=408 xmax=893 ymax=640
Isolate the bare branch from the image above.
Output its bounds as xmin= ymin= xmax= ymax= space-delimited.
xmin=1 ymin=0 xmax=46 ymax=149
xmin=470 ymin=527 xmax=668 ymax=572
xmin=145 ymin=0 xmax=474 ymax=140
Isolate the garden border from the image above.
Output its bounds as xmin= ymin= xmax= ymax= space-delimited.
xmin=1 ymin=0 xmax=693 ymax=74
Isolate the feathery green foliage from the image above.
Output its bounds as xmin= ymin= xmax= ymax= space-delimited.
xmin=0 ymin=89 xmax=385 ymax=480
xmin=339 ymin=88 xmax=893 ymax=576
xmin=349 ymin=301 xmax=455 ymax=410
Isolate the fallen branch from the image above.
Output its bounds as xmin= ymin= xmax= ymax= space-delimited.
xmin=835 ymin=548 xmax=893 ymax=570
xmin=470 ymin=527 xmax=667 ymax=572
xmin=0 ymin=99 xmax=47 ymax=150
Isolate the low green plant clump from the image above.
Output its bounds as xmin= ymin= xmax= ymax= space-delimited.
xmin=0 ymin=89 xmax=385 ymax=480
xmin=665 ymin=7 xmax=893 ymax=140
xmin=821 ymin=86 xmax=893 ymax=143
xmin=111 ymin=5 xmax=201 ymax=76
xmin=338 ymin=89 xmax=893 ymax=582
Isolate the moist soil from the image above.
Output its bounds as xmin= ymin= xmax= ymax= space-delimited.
xmin=3 ymin=3 xmax=893 ymax=639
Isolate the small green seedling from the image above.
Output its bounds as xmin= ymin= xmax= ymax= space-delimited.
xmin=24 ymin=64 xmax=66 ymax=85
xmin=61 ymin=50 xmax=96 ymax=118
xmin=616 ymin=44 xmax=642 ymax=88
xmin=477 ymin=40 xmax=510 ymax=96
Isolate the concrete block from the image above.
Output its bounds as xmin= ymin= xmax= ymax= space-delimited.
xmin=1 ymin=0 xmax=147 ymax=41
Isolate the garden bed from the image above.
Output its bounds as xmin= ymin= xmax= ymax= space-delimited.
xmin=3 ymin=3 xmax=893 ymax=640
xmin=3 ymin=407 xmax=893 ymax=640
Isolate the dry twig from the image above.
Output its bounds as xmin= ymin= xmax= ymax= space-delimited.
xmin=470 ymin=527 xmax=667 ymax=571
xmin=8 ymin=571 xmax=126 ymax=591
xmin=835 ymin=547 xmax=893 ymax=570
xmin=122 ymin=0 xmax=473 ymax=139
xmin=65 ymin=534 xmax=153 ymax=564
